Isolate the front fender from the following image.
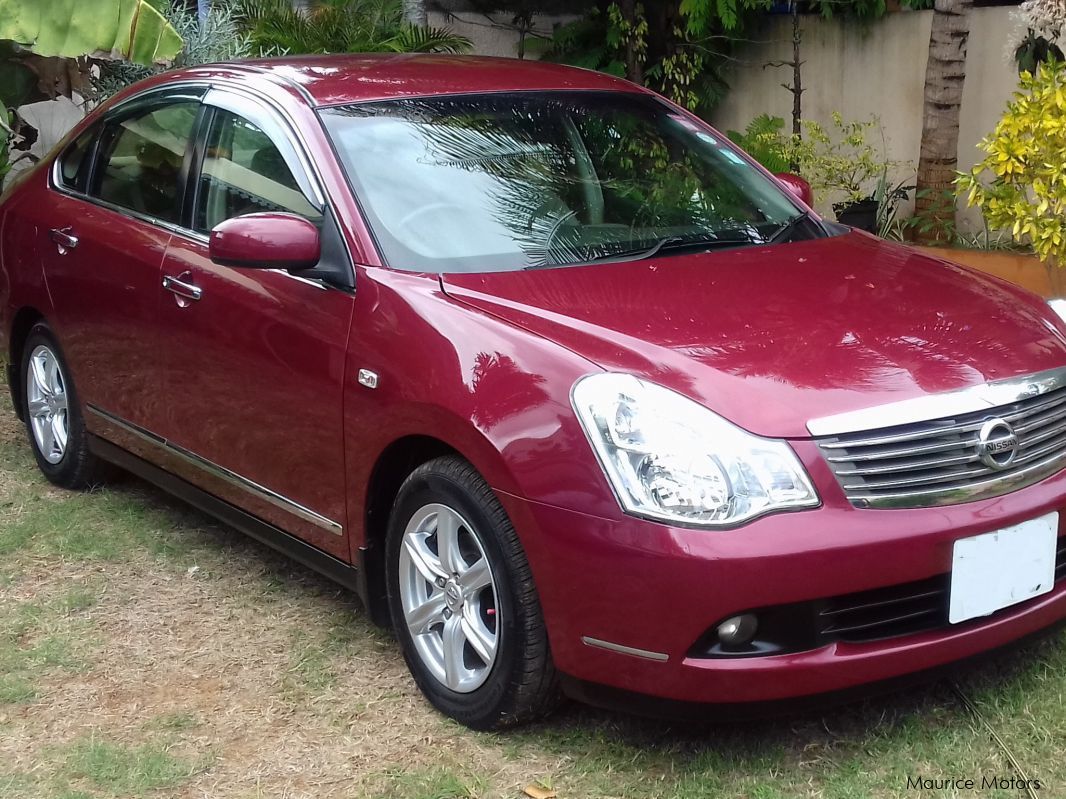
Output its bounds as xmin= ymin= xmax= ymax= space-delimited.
xmin=343 ymin=267 xmax=627 ymax=538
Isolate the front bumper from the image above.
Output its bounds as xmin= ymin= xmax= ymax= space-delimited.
xmin=497 ymin=447 xmax=1066 ymax=706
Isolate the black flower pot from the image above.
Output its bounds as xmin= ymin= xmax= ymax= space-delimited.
xmin=833 ymin=198 xmax=879 ymax=233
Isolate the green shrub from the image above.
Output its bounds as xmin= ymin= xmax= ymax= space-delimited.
xmin=957 ymin=61 xmax=1066 ymax=265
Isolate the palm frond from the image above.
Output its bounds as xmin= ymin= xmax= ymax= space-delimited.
xmin=387 ymin=24 xmax=473 ymax=54
xmin=235 ymin=0 xmax=469 ymax=56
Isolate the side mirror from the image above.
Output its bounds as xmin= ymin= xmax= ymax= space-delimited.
xmin=209 ymin=212 xmax=321 ymax=271
xmin=774 ymin=172 xmax=814 ymax=208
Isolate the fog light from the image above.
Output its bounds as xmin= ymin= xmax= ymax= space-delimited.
xmin=716 ymin=613 xmax=758 ymax=646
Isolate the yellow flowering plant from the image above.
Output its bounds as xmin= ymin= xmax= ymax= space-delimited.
xmin=958 ymin=61 xmax=1066 ymax=264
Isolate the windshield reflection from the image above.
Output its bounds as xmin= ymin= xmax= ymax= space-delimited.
xmin=321 ymin=91 xmax=804 ymax=273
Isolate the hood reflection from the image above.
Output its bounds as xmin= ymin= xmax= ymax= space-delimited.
xmin=442 ymin=233 xmax=1066 ymax=437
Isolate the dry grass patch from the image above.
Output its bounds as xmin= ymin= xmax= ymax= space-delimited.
xmin=2 ymin=393 xmax=1066 ymax=797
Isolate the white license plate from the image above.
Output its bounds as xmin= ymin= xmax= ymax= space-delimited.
xmin=949 ymin=512 xmax=1059 ymax=624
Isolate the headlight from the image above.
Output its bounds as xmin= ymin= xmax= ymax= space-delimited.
xmin=571 ymin=373 xmax=819 ymax=527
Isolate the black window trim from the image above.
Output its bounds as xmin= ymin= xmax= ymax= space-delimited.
xmin=182 ymin=104 xmax=216 ymax=230
xmin=90 ymin=93 xmax=205 ymax=227
xmin=49 ymin=80 xmax=329 ymax=246
xmin=49 ymin=83 xmax=210 ymax=240
xmin=199 ymin=86 xmax=327 ymax=215
xmin=55 ymin=126 xmax=101 ymax=194
xmin=47 ymin=78 xmax=356 ymax=292
xmin=181 ymin=92 xmax=353 ymax=293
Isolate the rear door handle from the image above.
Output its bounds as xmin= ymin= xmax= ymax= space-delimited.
xmin=162 ymin=274 xmax=203 ymax=302
xmin=49 ymin=227 xmax=78 ymax=251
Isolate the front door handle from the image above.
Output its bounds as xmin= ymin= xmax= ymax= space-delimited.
xmin=49 ymin=227 xmax=78 ymax=252
xmin=162 ymin=274 xmax=203 ymax=303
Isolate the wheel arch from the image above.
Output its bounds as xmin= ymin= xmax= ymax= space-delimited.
xmin=360 ymin=434 xmax=462 ymax=626
xmin=6 ymin=306 xmax=46 ymax=420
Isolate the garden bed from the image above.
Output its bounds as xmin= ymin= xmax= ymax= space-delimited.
xmin=918 ymin=246 xmax=1058 ymax=298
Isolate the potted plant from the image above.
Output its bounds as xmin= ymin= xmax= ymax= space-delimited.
xmin=957 ymin=60 xmax=1066 ymax=294
xmin=792 ymin=113 xmax=905 ymax=233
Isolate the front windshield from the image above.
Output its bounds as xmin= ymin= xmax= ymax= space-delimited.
xmin=320 ymin=91 xmax=807 ymax=273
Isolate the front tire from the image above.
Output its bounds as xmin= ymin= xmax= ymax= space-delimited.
xmin=386 ymin=456 xmax=559 ymax=729
xmin=20 ymin=322 xmax=110 ymax=489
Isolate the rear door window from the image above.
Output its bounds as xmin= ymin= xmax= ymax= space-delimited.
xmin=91 ymin=101 xmax=200 ymax=224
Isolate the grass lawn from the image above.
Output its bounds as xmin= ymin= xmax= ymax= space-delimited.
xmin=2 ymin=393 xmax=1065 ymax=798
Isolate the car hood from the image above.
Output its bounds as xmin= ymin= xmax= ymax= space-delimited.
xmin=440 ymin=232 xmax=1066 ymax=438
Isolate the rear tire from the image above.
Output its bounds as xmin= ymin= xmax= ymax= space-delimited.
xmin=20 ymin=322 xmax=111 ymax=489
xmin=386 ymin=455 xmax=560 ymax=729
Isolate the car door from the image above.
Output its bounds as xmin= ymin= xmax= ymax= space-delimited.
xmin=39 ymin=90 xmax=203 ymax=445
xmin=155 ymin=88 xmax=354 ymax=559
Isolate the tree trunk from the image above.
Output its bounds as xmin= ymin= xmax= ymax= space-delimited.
xmin=402 ymin=0 xmax=427 ymax=27
xmin=913 ymin=0 xmax=973 ymax=244
xmin=619 ymin=0 xmax=643 ymax=84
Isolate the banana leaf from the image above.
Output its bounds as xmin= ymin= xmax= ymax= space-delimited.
xmin=0 ymin=0 xmax=182 ymax=65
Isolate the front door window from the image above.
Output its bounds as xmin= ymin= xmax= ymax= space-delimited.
xmin=195 ymin=109 xmax=322 ymax=233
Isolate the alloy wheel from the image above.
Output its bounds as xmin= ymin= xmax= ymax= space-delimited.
xmin=397 ymin=502 xmax=500 ymax=693
xmin=25 ymin=344 xmax=69 ymax=465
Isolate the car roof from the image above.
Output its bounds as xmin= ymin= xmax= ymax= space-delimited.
xmin=166 ymin=54 xmax=644 ymax=108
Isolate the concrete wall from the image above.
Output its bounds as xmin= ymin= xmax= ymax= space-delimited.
xmin=428 ymin=9 xmax=578 ymax=59
xmin=709 ymin=7 xmax=1021 ymax=230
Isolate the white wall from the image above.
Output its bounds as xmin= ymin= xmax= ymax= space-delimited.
xmin=428 ymin=9 xmax=578 ymax=59
xmin=709 ymin=7 xmax=1022 ymax=231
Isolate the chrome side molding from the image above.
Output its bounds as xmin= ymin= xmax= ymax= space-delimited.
xmin=581 ymin=636 xmax=669 ymax=662
xmin=807 ymin=365 xmax=1066 ymax=437
xmin=86 ymin=405 xmax=343 ymax=536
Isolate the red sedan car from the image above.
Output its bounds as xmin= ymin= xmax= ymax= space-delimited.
xmin=2 ymin=55 xmax=1066 ymax=730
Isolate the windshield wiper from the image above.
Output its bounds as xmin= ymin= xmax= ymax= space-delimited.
xmin=767 ymin=210 xmax=813 ymax=245
xmin=588 ymin=232 xmax=764 ymax=264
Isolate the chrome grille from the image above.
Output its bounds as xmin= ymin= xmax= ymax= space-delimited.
xmin=817 ymin=384 xmax=1066 ymax=508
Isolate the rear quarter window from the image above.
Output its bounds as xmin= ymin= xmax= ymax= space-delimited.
xmin=56 ymin=127 xmax=98 ymax=192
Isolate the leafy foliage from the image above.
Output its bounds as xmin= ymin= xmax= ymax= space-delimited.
xmin=0 ymin=0 xmax=185 ymax=188
xmin=1017 ymin=0 xmax=1066 ymax=45
xmin=1015 ymin=29 xmax=1064 ymax=73
xmin=871 ymin=171 xmax=915 ymax=239
xmin=463 ymin=0 xmax=577 ymax=59
xmin=236 ymin=0 xmax=472 ymax=56
xmin=545 ymin=0 xmax=887 ymax=117
xmin=807 ymin=0 xmax=887 ymax=23
xmin=541 ymin=12 xmax=625 ymax=76
xmin=0 ymin=0 xmax=182 ymax=65
xmin=0 ymin=42 xmax=38 ymax=109
xmin=790 ymin=113 xmax=903 ymax=205
xmin=544 ymin=1 xmax=773 ymax=115
xmin=726 ymin=114 xmax=791 ymax=172
xmin=95 ymin=0 xmax=253 ymax=100
xmin=957 ymin=61 xmax=1066 ymax=265
xmin=726 ymin=110 xmax=913 ymax=236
